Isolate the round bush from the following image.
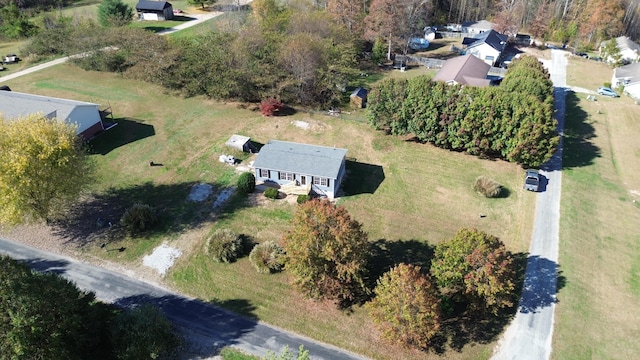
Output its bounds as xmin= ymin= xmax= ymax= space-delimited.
xmin=296 ymin=194 xmax=310 ymax=204
xmin=120 ymin=203 xmax=157 ymax=233
xmin=206 ymin=229 xmax=242 ymax=263
xmin=237 ymin=172 xmax=256 ymax=194
xmin=473 ymin=176 xmax=503 ymax=198
xmin=264 ymin=187 xmax=279 ymax=199
xmin=249 ymin=241 xmax=285 ymax=274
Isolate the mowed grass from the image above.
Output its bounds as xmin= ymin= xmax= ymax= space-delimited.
xmin=553 ymin=60 xmax=640 ymax=359
xmin=5 ymin=63 xmax=535 ymax=359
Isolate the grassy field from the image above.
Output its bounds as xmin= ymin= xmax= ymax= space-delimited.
xmin=552 ymin=58 xmax=640 ymax=359
xmin=4 ymin=59 xmax=534 ymax=359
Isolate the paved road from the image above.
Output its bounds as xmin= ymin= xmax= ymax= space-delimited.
xmin=492 ymin=49 xmax=567 ymax=360
xmin=0 ymin=237 xmax=368 ymax=360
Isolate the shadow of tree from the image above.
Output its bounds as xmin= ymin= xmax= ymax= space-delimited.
xmin=88 ymin=118 xmax=155 ymax=155
xmin=342 ymin=160 xmax=385 ymax=196
xmin=518 ymin=255 xmax=566 ymax=314
xmin=19 ymin=258 xmax=70 ymax=275
xmin=114 ymin=294 xmax=257 ymax=357
xmin=51 ymin=181 xmax=246 ymax=247
xmin=562 ymin=90 xmax=601 ymax=169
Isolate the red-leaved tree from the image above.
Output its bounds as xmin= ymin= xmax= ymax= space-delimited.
xmin=260 ymin=98 xmax=284 ymax=116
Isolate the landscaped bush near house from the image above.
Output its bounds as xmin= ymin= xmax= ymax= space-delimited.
xmin=474 ymin=176 xmax=503 ymax=198
xmin=206 ymin=229 xmax=243 ymax=263
xmin=249 ymin=241 xmax=285 ymax=274
xmin=237 ymin=172 xmax=256 ymax=194
xmin=120 ymin=203 xmax=157 ymax=233
xmin=296 ymin=194 xmax=310 ymax=204
xmin=264 ymin=187 xmax=279 ymax=199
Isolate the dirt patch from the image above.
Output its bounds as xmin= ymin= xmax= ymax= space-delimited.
xmin=143 ymin=243 xmax=182 ymax=276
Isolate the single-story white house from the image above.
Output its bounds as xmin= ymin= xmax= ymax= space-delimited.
xmin=461 ymin=20 xmax=494 ymax=34
xmin=432 ymin=54 xmax=491 ymax=87
xmin=252 ymin=140 xmax=347 ymax=199
xmin=612 ymin=62 xmax=640 ymax=99
xmin=464 ymin=30 xmax=508 ymax=66
xmin=600 ymin=36 xmax=640 ymax=64
xmin=136 ymin=0 xmax=174 ymax=21
xmin=0 ymin=90 xmax=107 ymax=140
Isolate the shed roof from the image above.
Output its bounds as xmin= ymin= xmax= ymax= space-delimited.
xmin=136 ymin=0 xmax=172 ymax=11
xmin=432 ymin=55 xmax=490 ymax=87
xmin=350 ymin=87 xmax=368 ymax=99
xmin=253 ymin=140 xmax=347 ymax=179
xmin=0 ymin=90 xmax=99 ymax=122
xmin=466 ymin=30 xmax=508 ymax=52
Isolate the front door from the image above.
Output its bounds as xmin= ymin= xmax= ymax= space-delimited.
xmin=300 ymin=176 xmax=306 ymax=185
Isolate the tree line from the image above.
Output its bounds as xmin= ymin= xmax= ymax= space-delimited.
xmin=366 ymin=55 xmax=559 ymax=167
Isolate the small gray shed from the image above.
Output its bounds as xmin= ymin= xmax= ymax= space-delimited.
xmin=225 ymin=135 xmax=256 ymax=153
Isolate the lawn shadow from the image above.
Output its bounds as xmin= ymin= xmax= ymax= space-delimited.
xmin=114 ymin=293 xmax=258 ymax=358
xmin=51 ymin=181 xmax=246 ymax=247
xmin=88 ymin=118 xmax=155 ymax=155
xmin=342 ymin=160 xmax=385 ymax=196
xmin=562 ymin=90 xmax=600 ymax=169
xmin=368 ymin=239 xmax=435 ymax=289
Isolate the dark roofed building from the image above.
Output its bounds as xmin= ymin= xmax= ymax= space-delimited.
xmin=465 ymin=30 xmax=508 ymax=66
xmin=350 ymin=87 xmax=368 ymax=108
xmin=136 ymin=0 xmax=174 ymax=21
xmin=432 ymin=55 xmax=491 ymax=87
xmin=253 ymin=140 xmax=347 ymax=199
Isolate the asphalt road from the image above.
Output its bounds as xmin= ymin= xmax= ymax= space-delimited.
xmin=0 ymin=237 xmax=368 ymax=360
xmin=492 ymin=50 xmax=567 ymax=360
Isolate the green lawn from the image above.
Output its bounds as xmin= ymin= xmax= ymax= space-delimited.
xmin=552 ymin=59 xmax=640 ymax=359
xmin=4 ymin=61 xmax=534 ymax=359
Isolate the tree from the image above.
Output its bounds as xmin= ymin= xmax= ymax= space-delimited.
xmin=97 ymin=0 xmax=134 ymax=27
xmin=0 ymin=3 xmax=37 ymax=38
xmin=431 ymin=228 xmax=516 ymax=313
xmin=367 ymin=264 xmax=441 ymax=349
xmin=187 ymin=0 xmax=215 ymax=10
xmin=282 ymin=199 xmax=370 ymax=306
xmin=0 ymin=114 xmax=94 ymax=226
xmin=600 ymin=38 xmax=624 ymax=66
xmin=237 ymin=172 xmax=256 ymax=193
xmin=0 ymin=256 xmax=111 ymax=359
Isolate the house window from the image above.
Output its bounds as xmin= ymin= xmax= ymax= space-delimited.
xmin=260 ymin=169 xmax=269 ymax=178
xmin=313 ymin=177 xmax=329 ymax=187
xmin=485 ymin=55 xmax=495 ymax=62
xmin=279 ymin=172 xmax=294 ymax=181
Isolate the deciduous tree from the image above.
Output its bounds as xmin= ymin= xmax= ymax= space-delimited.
xmin=0 ymin=114 xmax=94 ymax=226
xmin=431 ymin=228 xmax=516 ymax=313
xmin=97 ymin=0 xmax=134 ymax=27
xmin=367 ymin=263 xmax=441 ymax=349
xmin=283 ymin=199 xmax=370 ymax=306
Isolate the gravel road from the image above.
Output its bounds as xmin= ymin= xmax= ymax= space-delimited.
xmin=492 ymin=49 xmax=567 ymax=360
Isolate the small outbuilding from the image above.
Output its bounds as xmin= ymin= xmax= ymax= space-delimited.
xmin=350 ymin=87 xmax=368 ymax=108
xmin=225 ymin=134 xmax=257 ymax=153
xmin=136 ymin=0 xmax=174 ymax=21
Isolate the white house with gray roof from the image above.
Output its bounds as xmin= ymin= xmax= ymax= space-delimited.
xmin=0 ymin=90 xmax=105 ymax=140
xmin=252 ymin=140 xmax=347 ymax=199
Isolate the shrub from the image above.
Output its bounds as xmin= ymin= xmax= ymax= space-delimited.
xmin=206 ymin=229 xmax=243 ymax=263
xmin=264 ymin=187 xmax=279 ymax=199
xmin=249 ymin=241 xmax=285 ymax=274
xmin=260 ymin=98 xmax=284 ymax=116
xmin=296 ymin=194 xmax=310 ymax=204
xmin=237 ymin=172 xmax=256 ymax=194
xmin=474 ymin=176 xmax=503 ymax=198
xmin=120 ymin=203 xmax=157 ymax=233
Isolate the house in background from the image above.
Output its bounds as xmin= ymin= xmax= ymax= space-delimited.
xmin=461 ymin=20 xmax=494 ymax=34
xmin=463 ymin=30 xmax=508 ymax=66
xmin=350 ymin=87 xmax=368 ymax=108
xmin=599 ymin=36 xmax=640 ymax=64
xmin=253 ymin=140 xmax=347 ymax=199
xmin=612 ymin=62 xmax=640 ymax=99
xmin=0 ymin=91 xmax=110 ymax=140
xmin=136 ymin=0 xmax=174 ymax=21
xmin=432 ymin=54 xmax=491 ymax=87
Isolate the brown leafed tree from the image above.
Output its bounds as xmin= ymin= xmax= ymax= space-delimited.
xmin=367 ymin=264 xmax=441 ymax=349
xmin=327 ymin=0 xmax=365 ymax=34
xmin=282 ymin=199 xmax=370 ymax=306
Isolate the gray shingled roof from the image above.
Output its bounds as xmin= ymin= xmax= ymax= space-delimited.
xmin=614 ymin=62 xmax=640 ymax=82
xmin=253 ymin=140 xmax=347 ymax=179
xmin=0 ymin=91 xmax=98 ymax=122
xmin=432 ymin=54 xmax=490 ymax=86
xmin=136 ymin=0 xmax=172 ymax=11
xmin=466 ymin=30 xmax=508 ymax=52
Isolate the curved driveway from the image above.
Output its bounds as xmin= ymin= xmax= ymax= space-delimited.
xmin=492 ymin=50 xmax=567 ymax=360
xmin=0 ymin=237 xmax=368 ymax=360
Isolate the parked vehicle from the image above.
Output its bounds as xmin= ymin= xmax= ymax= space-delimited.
xmin=597 ymin=86 xmax=619 ymax=97
xmin=524 ymin=169 xmax=540 ymax=192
